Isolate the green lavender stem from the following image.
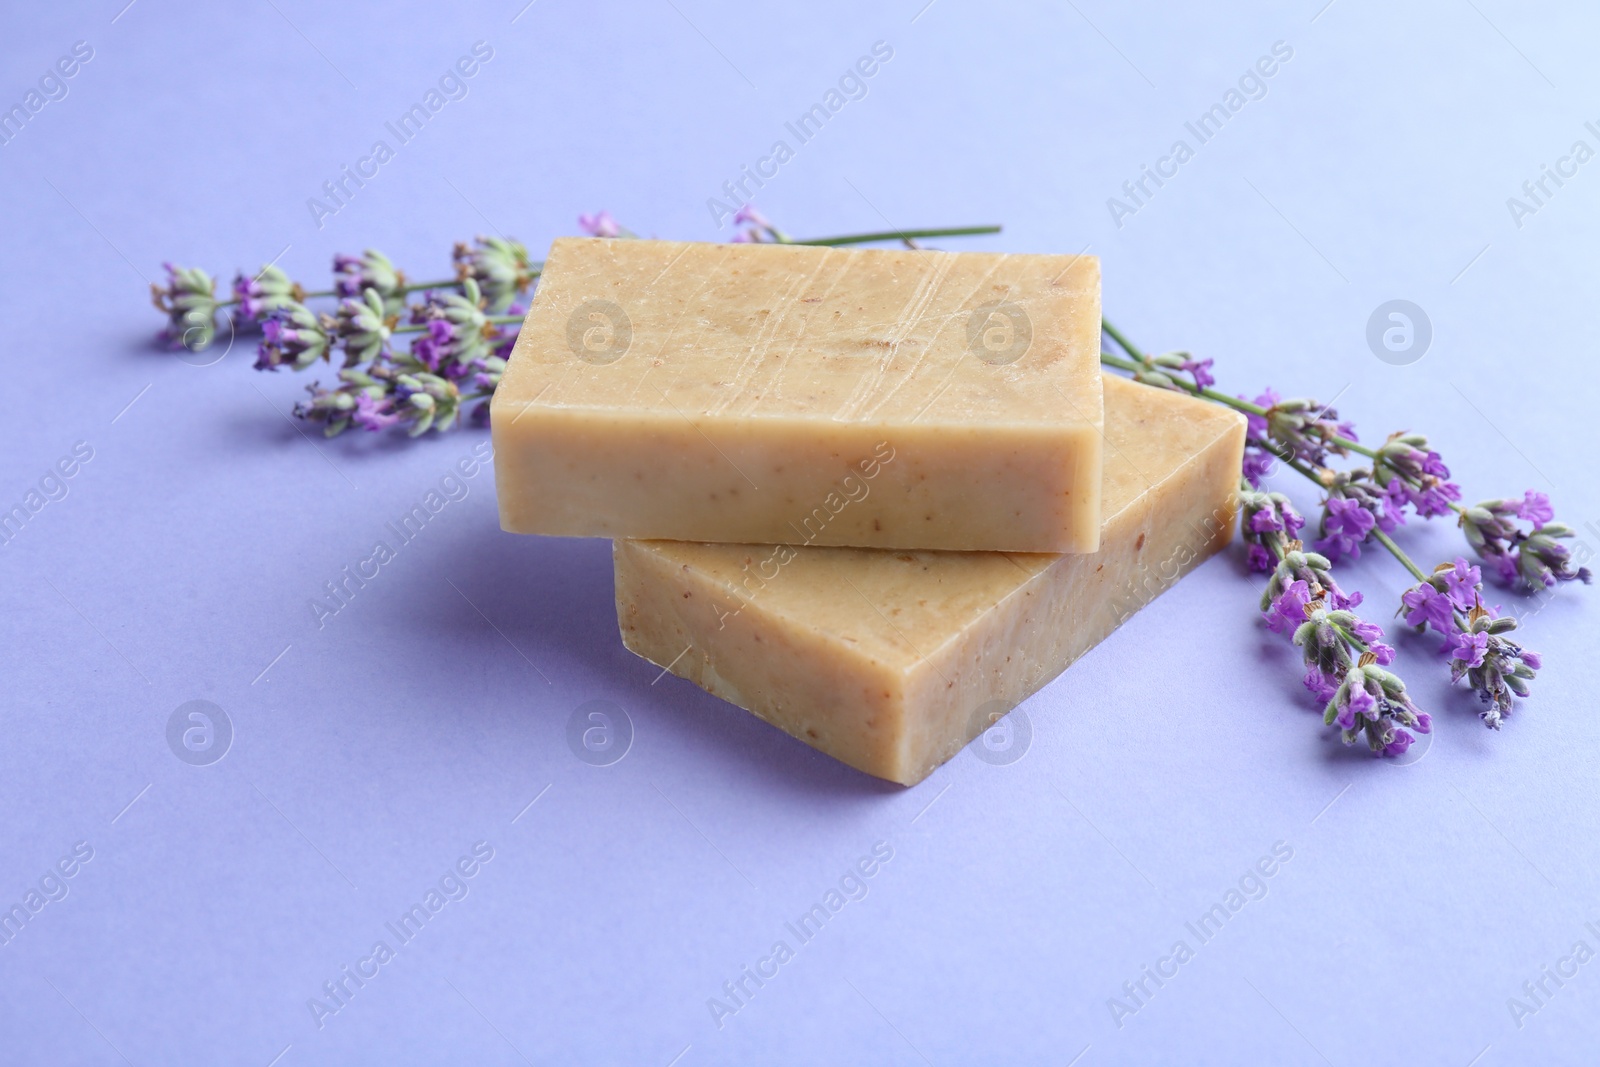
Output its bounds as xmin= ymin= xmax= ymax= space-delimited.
xmin=792 ymin=225 xmax=1003 ymax=247
xmin=218 ymin=275 xmax=544 ymax=309
xmin=391 ymin=314 xmax=524 ymax=335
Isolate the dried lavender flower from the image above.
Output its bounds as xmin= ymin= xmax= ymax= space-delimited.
xmin=232 ymin=265 xmax=303 ymax=326
xmin=1127 ymin=349 xmax=1215 ymax=392
xmin=333 ymin=249 xmax=405 ymax=313
xmin=333 ymin=288 xmax=393 ymax=367
xmin=151 ymin=263 xmax=219 ymax=351
xmin=1242 ymin=389 xmax=1357 ymax=468
xmin=405 ymin=278 xmax=494 ymax=378
xmin=1461 ymin=493 xmax=1592 ymax=590
xmin=256 ymin=302 xmax=334 ymax=371
xmin=453 ymin=236 xmax=537 ymax=313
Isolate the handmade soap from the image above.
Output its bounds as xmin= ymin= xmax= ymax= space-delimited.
xmin=493 ymin=237 xmax=1104 ymax=552
xmin=613 ymin=376 xmax=1245 ymax=785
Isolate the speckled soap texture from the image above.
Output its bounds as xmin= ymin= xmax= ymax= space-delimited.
xmin=492 ymin=237 xmax=1104 ymax=552
xmin=613 ymin=376 xmax=1245 ymax=785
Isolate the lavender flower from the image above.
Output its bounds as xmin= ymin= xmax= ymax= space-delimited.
xmin=1517 ymin=490 xmax=1554 ymax=528
xmin=333 ymin=249 xmax=405 ymax=312
xmin=256 ymin=303 xmax=334 ymax=371
xmin=333 ymin=288 xmax=393 ymax=367
xmin=150 ymin=263 xmax=219 ymax=351
xmin=1239 ymin=484 xmax=1306 ymax=573
xmin=1129 ymin=350 xmax=1215 ymax=392
xmin=1398 ymin=558 xmax=1545 ymax=729
xmin=232 ymin=265 xmax=302 ymax=326
xmin=732 ymin=204 xmax=785 ymax=243
xmin=1371 ymin=432 xmax=1460 ymax=518
xmin=1242 ymin=476 xmax=1424 ymax=755
xmin=1322 ymin=660 xmax=1431 ymax=756
xmin=1453 ymin=604 xmax=1541 ymax=730
xmin=295 ymin=368 xmax=389 ymax=436
xmin=578 ymin=211 xmax=622 ymax=238
xmin=1461 ymin=494 xmax=1592 ymax=591
xmin=1315 ymin=495 xmax=1377 ymax=562
xmin=1261 ymin=569 xmax=1425 ymax=755
xmin=1242 ymin=448 xmax=1276 ymax=489
xmin=1243 ymin=389 xmax=1356 ymax=468
xmin=393 ymin=372 xmax=461 ymax=436
xmin=452 ymin=236 xmax=538 ymax=313
xmin=352 ymin=390 xmax=401 ymax=432
xmin=405 ymin=278 xmax=494 ymax=378
xmin=1400 ymin=582 xmax=1454 ymax=634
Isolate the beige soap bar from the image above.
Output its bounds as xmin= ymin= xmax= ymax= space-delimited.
xmin=492 ymin=237 xmax=1104 ymax=552
xmin=613 ymin=376 xmax=1245 ymax=785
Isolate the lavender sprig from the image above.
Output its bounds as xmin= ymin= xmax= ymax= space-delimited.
xmin=1461 ymin=493 xmax=1591 ymax=591
xmin=1102 ymin=320 xmax=1573 ymax=746
xmin=1399 ymin=557 xmax=1544 ymax=729
xmin=1243 ymin=485 xmax=1428 ymax=755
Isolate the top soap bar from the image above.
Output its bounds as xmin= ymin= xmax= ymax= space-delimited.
xmin=492 ymin=238 xmax=1103 ymax=552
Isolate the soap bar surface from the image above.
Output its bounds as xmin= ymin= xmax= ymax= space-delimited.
xmin=613 ymin=376 xmax=1245 ymax=785
xmin=493 ymin=237 xmax=1103 ymax=552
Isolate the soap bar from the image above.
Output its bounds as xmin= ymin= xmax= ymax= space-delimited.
xmin=613 ymin=376 xmax=1245 ymax=785
xmin=493 ymin=237 xmax=1104 ymax=552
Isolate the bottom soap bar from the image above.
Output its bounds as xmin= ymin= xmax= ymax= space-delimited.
xmin=613 ymin=376 xmax=1246 ymax=786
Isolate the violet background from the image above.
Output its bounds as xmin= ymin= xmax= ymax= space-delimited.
xmin=2 ymin=0 xmax=1597 ymax=1063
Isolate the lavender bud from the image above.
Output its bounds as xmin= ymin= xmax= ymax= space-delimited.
xmin=453 ymin=236 xmax=538 ymax=313
xmin=151 ymin=263 xmax=219 ymax=352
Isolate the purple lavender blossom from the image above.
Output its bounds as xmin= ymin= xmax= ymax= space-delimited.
xmin=403 ymin=279 xmax=495 ymax=378
xmin=1180 ymin=358 xmax=1215 ymax=389
xmin=151 ymin=263 xmax=219 ymax=351
xmin=452 ymin=236 xmax=537 ymax=313
xmin=1448 ymin=629 xmax=1489 ymax=668
xmin=1439 ymin=558 xmax=1481 ymax=610
xmin=333 ymin=249 xmax=404 ymax=309
xmin=1242 ymin=449 xmax=1275 ymax=489
xmin=1399 ymin=558 xmax=1545 ymax=728
xmin=352 ymin=392 xmax=400 ymax=432
xmin=1131 ymin=351 xmax=1216 ymax=395
xmin=232 ymin=265 xmax=301 ymax=326
xmin=578 ymin=211 xmax=622 ymax=238
xmin=1401 ymin=583 xmax=1454 ymax=634
xmin=1241 ymin=389 xmax=1355 ymax=468
xmin=1321 ymin=661 xmax=1430 ymax=756
xmin=1315 ymin=496 xmax=1375 ymax=562
xmin=1461 ymin=495 xmax=1593 ymax=591
xmin=256 ymin=303 xmax=333 ymax=371
xmin=1517 ymin=490 xmax=1554 ymax=528
xmin=1265 ymin=580 xmax=1313 ymax=635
